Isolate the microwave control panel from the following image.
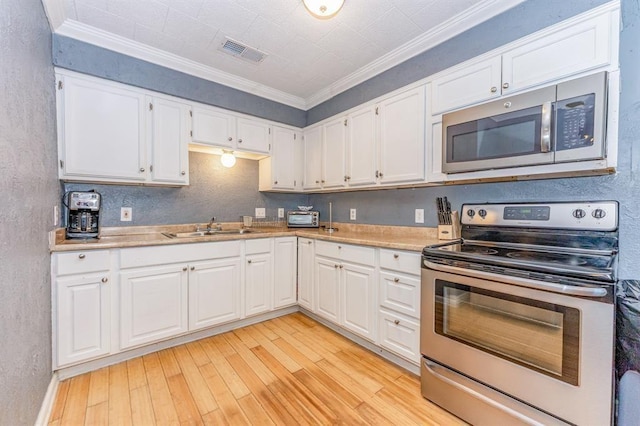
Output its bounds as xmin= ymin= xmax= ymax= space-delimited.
xmin=555 ymin=93 xmax=596 ymax=151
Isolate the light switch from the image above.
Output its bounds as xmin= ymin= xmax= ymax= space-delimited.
xmin=415 ymin=209 xmax=424 ymax=224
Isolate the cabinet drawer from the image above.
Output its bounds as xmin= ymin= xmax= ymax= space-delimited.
xmin=315 ymin=240 xmax=375 ymax=265
xmin=379 ymin=249 xmax=420 ymax=275
xmin=56 ymin=250 xmax=110 ymax=275
xmin=379 ymin=272 xmax=420 ymax=319
xmin=379 ymin=309 xmax=420 ymax=364
xmin=245 ymin=238 xmax=272 ymax=254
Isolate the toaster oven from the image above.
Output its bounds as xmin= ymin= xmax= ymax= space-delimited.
xmin=287 ymin=211 xmax=319 ymax=228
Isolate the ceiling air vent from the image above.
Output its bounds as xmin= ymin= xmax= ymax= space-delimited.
xmin=219 ymin=37 xmax=267 ymax=64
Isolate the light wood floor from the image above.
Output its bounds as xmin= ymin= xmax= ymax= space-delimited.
xmin=49 ymin=313 xmax=465 ymax=425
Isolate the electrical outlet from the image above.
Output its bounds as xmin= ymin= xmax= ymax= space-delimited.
xmin=278 ymin=208 xmax=284 ymax=218
xmin=255 ymin=207 xmax=266 ymax=218
xmin=53 ymin=205 xmax=59 ymax=226
xmin=415 ymin=208 xmax=424 ymax=224
xmin=121 ymin=207 xmax=132 ymax=222
xmin=350 ymin=208 xmax=357 ymax=221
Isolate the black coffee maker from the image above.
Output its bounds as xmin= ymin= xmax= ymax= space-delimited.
xmin=66 ymin=191 xmax=101 ymax=239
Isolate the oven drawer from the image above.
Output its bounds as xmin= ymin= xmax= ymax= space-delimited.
xmin=379 ymin=271 xmax=420 ymax=319
xmin=379 ymin=309 xmax=420 ymax=364
xmin=379 ymin=249 xmax=420 ymax=275
xmin=56 ymin=250 xmax=110 ymax=275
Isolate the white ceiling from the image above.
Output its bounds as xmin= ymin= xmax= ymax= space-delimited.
xmin=43 ymin=0 xmax=525 ymax=109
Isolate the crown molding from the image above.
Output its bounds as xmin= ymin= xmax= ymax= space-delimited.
xmin=304 ymin=0 xmax=526 ymax=108
xmin=41 ymin=0 xmax=66 ymax=31
xmin=54 ymin=20 xmax=308 ymax=109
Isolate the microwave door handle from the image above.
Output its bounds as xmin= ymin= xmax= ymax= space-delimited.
xmin=541 ymin=101 xmax=552 ymax=153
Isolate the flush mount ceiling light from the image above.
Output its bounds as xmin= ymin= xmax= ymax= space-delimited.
xmin=303 ymin=0 xmax=345 ymax=19
xmin=220 ymin=150 xmax=236 ymax=168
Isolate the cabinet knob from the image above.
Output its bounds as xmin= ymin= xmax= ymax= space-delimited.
xmin=190 ymin=266 xmax=195 ymax=271
xmin=394 ymin=278 xmax=400 ymax=283
xmin=78 ymin=254 xmax=85 ymax=259
xmin=339 ymin=265 xmax=343 ymax=269
xmin=308 ymin=241 xmax=312 ymax=245
xmin=101 ymin=277 xmax=108 ymax=283
xmin=393 ymin=254 xmax=399 ymax=259
xmin=228 ymin=137 xmax=233 ymax=141
xmin=394 ymin=319 xmax=400 ymax=325
xmin=182 ymin=267 xmax=188 ymax=271
xmin=248 ymin=259 xmax=252 ymax=264
xmin=344 ymin=176 xmax=348 ymax=182
xmin=274 ymin=181 xmax=278 ymax=184
xmin=338 ymin=246 xmax=342 ymax=249
xmin=139 ymin=167 xmax=145 ymax=173
xmin=379 ymin=172 xmax=383 ymax=178
xmin=490 ymin=86 xmax=497 ymax=93
xmin=334 ymin=264 xmax=339 ymax=269
xmin=238 ymin=139 xmax=243 ymax=143
xmin=321 ymin=180 xmax=325 ymax=184
xmin=315 ymin=180 xmax=320 ymax=184
xmin=502 ymin=82 xmax=510 ymax=89
xmin=181 ymin=171 xmax=186 ymax=175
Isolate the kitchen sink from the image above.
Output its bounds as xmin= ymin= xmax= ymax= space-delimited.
xmin=162 ymin=229 xmax=261 ymax=238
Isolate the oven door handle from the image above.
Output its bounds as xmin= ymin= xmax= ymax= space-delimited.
xmin=541 ymin=101 xmax=552 ymax=153
xmin=424 ymin=260 xmax=608 ymax=297
xmin=423 ymin=359 xmax=548 ymax=426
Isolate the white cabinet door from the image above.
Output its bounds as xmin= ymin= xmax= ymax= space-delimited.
xmin=379 ymin=309 xmax=420 ymax=364
xmin=303 ymin=125 xmax=323 ymax=190
xmin=57 ymin=73 xmax=146 ymax=182
xmin=322 ymin=117 xmax=347 ymax=189
xmin=191 ymin=105 xmax=236 ymax=148
xmin=148 ymin=97 xmax=190 ymax=185
xmin=237 ymin=117 xmax=271 ymax=154
xmin=273 ymin=237 xmax=297 ymax=308
xmin=271 ymin=127 xmax=296 ymax=190
xmin=431 ymin=56 xmax=502 ymax=114
xmin=341 ymin=262 xmax=376 ymax=341
xmin=297 ymin=238 xmax=314 ymax=311
xmin=120 ymin=264 xmax=188 ymax=349
xmin=56 ymin=273 xmax=110 ymax=367
xmin=315 ymin=256 xmax=340 ymax=323
xmin=502 ymin=12 xmax=613 ymax=95
xmin=347 ymin=105 xmax=377 ymax=187
xmin=188 ymin=258 xmax=241 ymax=331
xmin=379 ymin=86 xmax=426 ymax=184
xmin=245 ymin=252 xmax=273 ymax=316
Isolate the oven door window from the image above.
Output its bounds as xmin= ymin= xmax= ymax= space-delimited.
xmin=435 ymin=279 xmax=579 ymax=386
xmin=446 ymin=105 xmax=543 ymax=163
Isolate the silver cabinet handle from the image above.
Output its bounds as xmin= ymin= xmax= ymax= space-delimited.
xmin=504 ymin=102 xmax=512 ymax=108
xmin=238 ymin=139 xmax=243 ymax=143
xmin=78 ymin=254 xmax=86 ymax=259
xmin=182 ymin=267 xmax=188 ymax=271
xmin=394 ymin=319 xmax=400 ymax=325
xmin=228 ymin=137 xmax=232 ymax=141
xmin=190 ymin=266 xmax=195 ymax=271
xmin=101 ymin=277 xmax=108 ymax=283
xmin=181 ymin=171 xmax=186 ymax=175
xmin=490 ymin=86 xmax=497 ymax=93
xmin=394 ymin=278 xmax=400 ymax=283
xmin=393 ymin=254 xmax=399 ymax=259
xmin=502 ymin=82 xmax=510 ymax=89
xmin=541 ymin=101 xmax=552 ymax=153
xmin=139 ymin=167 xmax=145 ymax=172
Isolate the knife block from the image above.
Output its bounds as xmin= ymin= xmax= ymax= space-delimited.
xmin=437 ymin=211 xmax=461 ymax=240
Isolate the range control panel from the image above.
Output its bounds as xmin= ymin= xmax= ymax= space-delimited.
xmin=461 ymin=201 xmax=618 ymax=231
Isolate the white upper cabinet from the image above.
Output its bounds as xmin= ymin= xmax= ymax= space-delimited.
xmin=259 ymin=126 xmax=299 ymax=191
xmin=148 ymin=96 xmax=190 ymax=185
xmin=57 ymin=72 xmax=147 ymax=183
xmin=347 ymin=105 xmax=377 ymax=187
xmin=237 ymin=117 xmax=271 ymax=154
xmin=56 ymin=70 xmax=190 ymax=186
xmin=431 ymin=56 xmax=502 ymax=115
xmin=322 ymin=117 xmax=348 ymax=189
xmin=191 ymin=106 xmax=236 ymax=148
xmin=303 ymin=125 xmax=323 ymax=190
xmin=378 ymin=85 xmax=426 ymax=184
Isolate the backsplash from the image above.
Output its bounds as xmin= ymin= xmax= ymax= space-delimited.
xmin=63 ymin=151 xmax=307 ymax=227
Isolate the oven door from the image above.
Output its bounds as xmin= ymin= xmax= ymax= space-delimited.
xmin=420 ymin=261 xmax=614 ymax=426
xmin=442 ymin=86 xmax=555 ymax=173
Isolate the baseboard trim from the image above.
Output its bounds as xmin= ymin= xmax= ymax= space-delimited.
xmin=299 ymin=308 xmax=420 ymax=376
xmin=35 ymin=372 xmax=59 ymax=426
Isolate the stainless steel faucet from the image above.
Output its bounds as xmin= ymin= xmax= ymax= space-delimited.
xmin=207 ymin=216 xmax=222 ymax=231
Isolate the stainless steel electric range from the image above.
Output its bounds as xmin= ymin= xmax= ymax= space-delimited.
xmin=421 ymin=201 xmax=618 ymax=426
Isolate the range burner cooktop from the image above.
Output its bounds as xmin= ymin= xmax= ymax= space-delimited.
xmin=423 ymin=201 xmax=619 ymax=284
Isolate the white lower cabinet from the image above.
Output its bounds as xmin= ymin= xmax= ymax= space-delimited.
xmin=274 ymin=237 xmax=297 ymax=309
xmin=245 ymin=239 xmax=273 ymax=317
xmin=314 ymin=241 xmax=376 ymax=342
xmin=120 ymin=264 xmax=189 ymax=349
xmin=379 ymin=309 xmax=420 ymax=363
xmin=53 ymin=250 xmax=111 ymax=368
xmin=188 ymin=258 xmax=241 ymax=331
xmin=297 ymin=238 xmax=315 ymax=310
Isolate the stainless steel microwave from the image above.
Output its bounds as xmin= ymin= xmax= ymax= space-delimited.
xmin=287 ymin=211 xmax=319 ymax=228
xmin=442 ymin=71 xmax=608 ymax=174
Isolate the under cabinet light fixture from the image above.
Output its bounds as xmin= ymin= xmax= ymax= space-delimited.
xmin=302 ymin=0 xmax=345 ymax=19
xmin=221 ymin=150 xmax=236 ymax=168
